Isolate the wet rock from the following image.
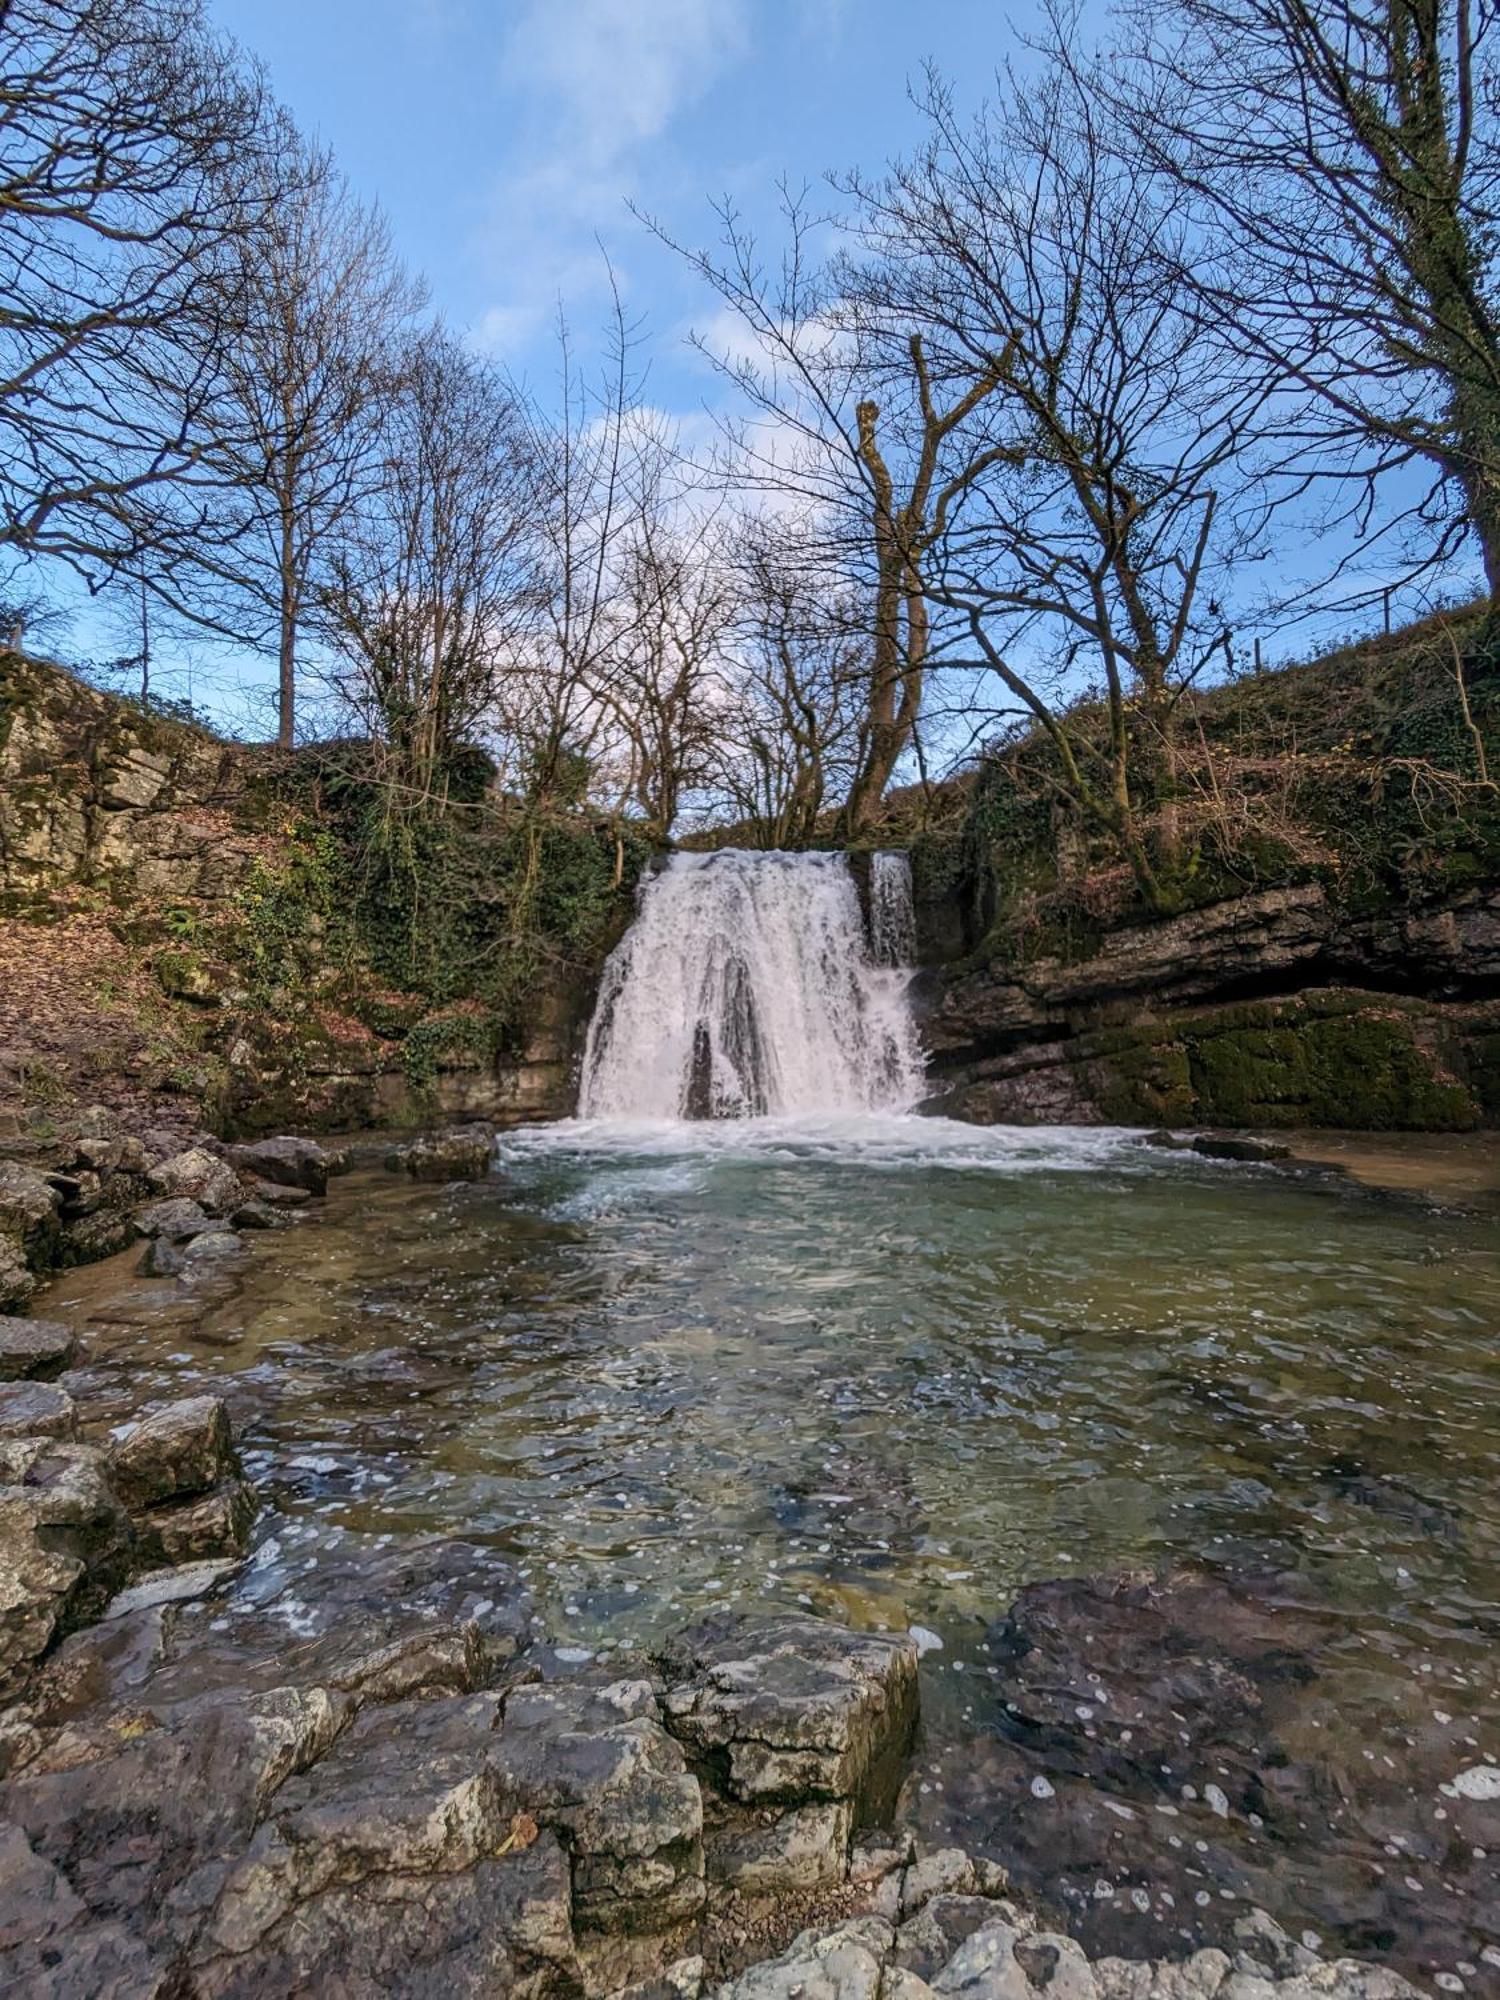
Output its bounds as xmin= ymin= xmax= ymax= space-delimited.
xmin=143 ymin=1477 xmax=258 ymax=1564
xmin=103 ymin=1559 xmax=239 ymax=1619
xmin=662 ymin=1614 xmax=918 ymax=1814
xmin=2 ymin=1680 xmax=352 ymax=1937
xmin=228 ymin=1199 xmax=282 ymax=1231
xmin=0 ymin=1317 xmax=78 ymax=1382
xmin=387 ymin=1123 xmax=495 ymax=1182
xmin=0 ymin=1380 xmax=77 ymax=1440
xmin=226 ymin=1136 xmax=332 ymax=1198
xmin=705 ymin=1798 xmax=852 ymax=1894
xmin=495 ymin=1678 xmax=706 ymax=1934
xmin=107 ymin=1396 xmax=239 ymax=1510
xmin=177 ymin=1228 xmax=247 ymax=1274
xmin=0 ymin=1442 xmax=130 ymax=1691
xmin=145 ymin=1147 xmax=244 ymax=1217
xmin=245 ymin=1178 xmax=311 ymax=1208
xmin=1191 ymin=1136 xmax=1292 ymax=1164
xmin=137 ymin=1235 xmax=186 ymax=1277
xmin=133 ymin=1196 xmax=213 ymax=1242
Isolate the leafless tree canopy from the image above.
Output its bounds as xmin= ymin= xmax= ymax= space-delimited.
xmin=4 ymin=0 xmax=1496 ymax=873
xmin=0 ymin=0 xmax=272 ymax=576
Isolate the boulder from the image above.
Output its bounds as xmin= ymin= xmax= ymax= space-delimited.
xmin=145 ymin=1147 xmax=244 ymax=1217
xmin=0 ymin=1316 xmax=78 ymax=1382
xmin=494 ymin=1678 xmax=705 ymax=1936
xmin=661 ymin=1614 xmax=918 ymax=1813
xmin=1191 ymin=1135 xmax=1292 ymax=1164
xmin=175 ymin=1229 xmax=247 ymax=1278
xmin=56 ymin=1210 xmax=135 ymax=1264
xmin=133 ymin=1197 xmax=213 ymax=1242
xmin=0 ymin=1159 xmax=61 ymax=1260
xmin=0 ymin=1239 xmax=33 ymax=1313
xmin=143 ymin=1477 xmax=258 ymax=1563
xmin=387 ymin=1123 xmax=495 ymax=1182
xmin=0 ymin=1441 xmax=131 ymax=1691
xmin=227 ymin=1135 xmax=332 ymax=1197
xmin=190 ymin=1690 xmax=578 ymax=1998
xmin=0 ymin=1380 xmax=77 ymax=1440
xmin=107 ymin=1395 xmax=239 ymax=1510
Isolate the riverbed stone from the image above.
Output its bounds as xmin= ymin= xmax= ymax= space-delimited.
xmin=495 ymin=1678 xmax=706 ymax=1934
xmin=662 ymin=1614 xmax=919 ymax=1812
xmin=145 ymin=1146 xmax=244 ymax=1217
xmin=226 ymin=1135 xmax=332 ymax=1197
xmin=0 ymin=1317 xmax=78 ymax=1382
xmin=107 ymin=1395 xmax=238 ymax=1510
xmin=133 ymin=1196 xmax=213 ymax=1241
xmin=388 ymin=1123 xmax=495 ymax=1182
xmin=0 ymin=1380 xmax=77 ymax=1440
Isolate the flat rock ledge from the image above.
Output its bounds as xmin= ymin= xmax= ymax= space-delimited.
xmin=0 ymin=1592 xmax=1426 ymax=2000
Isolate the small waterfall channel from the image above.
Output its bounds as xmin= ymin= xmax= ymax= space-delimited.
xmin=578 ymin=849 xmax=924 ymax=1119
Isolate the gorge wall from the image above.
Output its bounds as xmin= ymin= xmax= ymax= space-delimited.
xmin=0 ymin=652 xmax=622 ymax=1142
xmin=914 ymin=869 xmax=1500 ymax=1130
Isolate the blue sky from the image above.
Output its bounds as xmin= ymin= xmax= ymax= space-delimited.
xmin=209 ymin=0 xmax=1042 ymax=411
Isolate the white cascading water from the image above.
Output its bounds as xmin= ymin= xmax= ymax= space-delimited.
xmin=578 ymin=849 xmax=924 ymax=1119
xmin=869 ymin=850 xmax=917 ymax=967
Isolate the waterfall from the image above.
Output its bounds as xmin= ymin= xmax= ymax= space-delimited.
xmin=869 ymin=850 xmax=917 ymax=967
xmin=579 ymin=849 xmax=924 ymax=1120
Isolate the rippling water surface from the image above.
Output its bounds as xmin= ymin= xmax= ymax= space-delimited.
xmin=55 ymin=1116 xmax=1500 ymax=1983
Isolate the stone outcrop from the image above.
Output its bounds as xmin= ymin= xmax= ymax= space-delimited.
xmin=0 ymin=1379 xmax=259 ymax=1699
xmin=385 ymin=1122 xmax=497 ymax=1182
xmin=707 ymin=1905 xmax=1424 ymax=2000
xmin=919 ymin=879 xmax=1500 ymax=1128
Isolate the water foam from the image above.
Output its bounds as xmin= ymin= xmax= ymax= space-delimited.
xmin=578 ymin=849 xmax=924 ymax=1119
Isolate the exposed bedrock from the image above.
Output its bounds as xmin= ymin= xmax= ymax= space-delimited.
xmin=918 ymin=881 xmax=1500 ymax=1127
xmin=0 ymin=1566 xmax=1451 ymax=2000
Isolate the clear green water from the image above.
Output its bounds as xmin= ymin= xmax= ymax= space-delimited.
xmin=59 ymin=1115 xmax=1500 ymax=1982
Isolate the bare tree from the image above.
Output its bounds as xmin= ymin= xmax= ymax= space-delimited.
xmin=596 ymin=516 xmax=734 ymax=837
xmin=1115 ymin=0 xmax=1500 ymax=617
xmin=0 ymin=0 xmax=271 ymax=581
xmin=712 ymin=520 xmax=866 ymax=846
xmin=197 ymin=116 xmax=424 ymax=747
xmin=838 ymin=58 xmax=1274 ymax=907
xmin=644 ymin=190 xmax=1005 ymax=839
xmin=318 ymin=325 xmax=537 ymax=800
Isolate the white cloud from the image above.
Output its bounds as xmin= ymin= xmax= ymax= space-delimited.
xmin=472 ymin=0 xmax=751 ymax=358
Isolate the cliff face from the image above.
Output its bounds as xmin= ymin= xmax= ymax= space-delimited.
xmin=917 ymin=878 xmax=1500 ymax=1129
xmin=0 ymin=654 xmax=615 ymax=1139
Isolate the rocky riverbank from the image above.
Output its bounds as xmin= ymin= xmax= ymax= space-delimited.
xmin=915 ymin=880 xmax=1500 ymax=1131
